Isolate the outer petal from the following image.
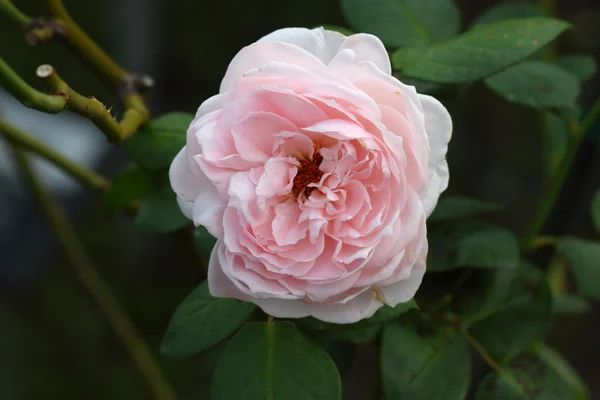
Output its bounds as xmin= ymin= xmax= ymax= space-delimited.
xmin=258 ymin=27 xmax=391 ymax=74
xmin=170 ymin=148 xmax=201 ymax=202
xmin=254 ymin=289 xmax=382 ymax=324
xmin=170 ymin=147 xmax=205 ymax=220
xmin=307 ymin=290 xmax=382 ymax=323
xmin=379 ymin=244 xmax=427 ymax=305
xmin=338 ymin=34 xmax=391 ymax=74
xmin=258 ymin=27 xmax=345 ymax=65
xmin=418 ymin=95 xmax=452 ymax=216
xmin=192 ymin=192 xmax=226 ymax=238
xmin=220 ymin=42 xmax=324 ymax=92
xmin=208 ymin=241 xmax=242 ymax=298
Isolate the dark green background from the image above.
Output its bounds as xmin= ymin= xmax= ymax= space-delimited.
xmin=1 ymin=0 xmax=599 ymax=399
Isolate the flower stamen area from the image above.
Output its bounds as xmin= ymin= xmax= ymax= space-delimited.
xmin=292 ymin=151 xmax=323 ymax=198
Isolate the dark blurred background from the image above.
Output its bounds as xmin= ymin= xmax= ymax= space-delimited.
xmin=1 ymin=0 xmax=599 ymax=399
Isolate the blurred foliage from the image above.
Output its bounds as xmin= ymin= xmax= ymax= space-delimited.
xmin=2 ymin=0 xmax=600 ymax=399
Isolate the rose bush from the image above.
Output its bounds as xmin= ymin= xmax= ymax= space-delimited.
xmin=169 ymin=27 xmax=452 ymax=323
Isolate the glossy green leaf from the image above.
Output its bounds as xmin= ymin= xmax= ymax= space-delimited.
xmin=161 ymin=281 xmax=255 ymax=358
xmin=134 ymin=186 xmax=190 ymax=232
xmin=591 ymin=190 xmax=600 ymax=232
xmin=429 ymin=196 xmax=503 ymax=222
xmin=459 ymin=265 xmax=552 ymax=362
xmin=428 ymin=223 xmax=519 ymax=272
xmin=341 ymin=0 xmax=460 ymax=48
xmin=476 ymin=344 xmax=588 ymax=400
xmin=102 ymin=165 xmax=152 ymax=212
xmin=555 ymin=54 xmax=597 ymax=82
xmin=472 ymin=3 xmax=545 ymax=27
xmin=557 ymin=237 xmax=600 ymax=300
xmin=392 ymin=18 xmax=570 ymax=83
xmin=381 ymin=323 xmax=470 ymax=400
xmin=124 ymin=112 xmax=193 ymax=170
xmin=485 ymin=61 xmax=580 ymax=109
xmin=211 ymin=322 xmax=342 ymax=400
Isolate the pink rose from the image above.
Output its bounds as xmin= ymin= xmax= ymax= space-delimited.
xmin=169 ymin=27 xmax=452 ymax=323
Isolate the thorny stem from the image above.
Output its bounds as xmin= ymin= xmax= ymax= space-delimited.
xmin=0 ymin=119 xmax=109 ymax=192
xmin=0 ymin=58 xmax=66 ymax=114
xmin=9 ymin=144 xmax=178 ymax=400
xmin=36 ymin=64 xmax=148 ymax=144
xmin=0 ymin=0 xmax=151 ymax=144
xmin=45 ymin=0 xmax=129 ymax=89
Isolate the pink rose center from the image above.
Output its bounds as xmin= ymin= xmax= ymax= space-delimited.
xmin=291 ymin=149 xmax=324 ymax=199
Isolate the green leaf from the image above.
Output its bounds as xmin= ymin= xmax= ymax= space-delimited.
xmin=392 ymin=18 xmax=570 ymax=83
xmin=476 ymin=344 xmax=588 ymax=400
xmin=124 ymin=112 xmax=193 ymax=170
xmin=472 ymin=3 xmax=545 ymax=27
xmin=553 ymin=294 xmax=590 ymax=315
xmin=381 ymin=323 xmax=470 ymax=400
xmin=459 ymin=265 xmax=552 ymax=362
xmin=161 ymin=281 xmax=255 ymax=358
xmin=535 ymin=343 xmax=589 ymax=398
xmin=320 ymin=25 xmax=355 ymax=36
xmin=102 ymin=165 xmax=153 ymax=212
xmin=428 ymin=223 xmax=519 ymax=272
xmin=299 ymin=300 xmax=417 ymax=344
xmin=555 ymin=54 xmax=597 ymax=82
xmin=194 ymin=226 xmax=217 ymax=260
xmin=429 ymin=196 xmax=503 ymax=222
xmin=211 ymin=321 xmax=342 ymax=400
xmin=591 ymin=190 xmax=600 ymax=232
xmin=455 ymin=225 xmax=519 ymax=268
xmin=557 ymin=237 xmax=600 ymax=300
xmin=341 ymin=0 xmax=460 ymax=48
xmin=485 ymin=61 xmax=580 ymax=109
xmin=134 ymin=186 xmax=190 ymax=232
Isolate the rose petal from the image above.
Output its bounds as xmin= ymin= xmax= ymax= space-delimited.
xmin=418 ymin=95 xmax=452 ymax=216
xmin=258 ymin=27 xmax=345 ymax=65
xmin=231 ymin=111 xmax=298 ymax=162
xmin=338 ymin=34 xmax=391 ymax=74
xmin=220 ymin=42 xmax=325 ymax=92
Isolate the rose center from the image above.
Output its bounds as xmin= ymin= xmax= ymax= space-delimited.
xmin=292 ymin=151 xmax=323 ymax=198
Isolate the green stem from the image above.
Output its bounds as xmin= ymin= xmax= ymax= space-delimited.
xmin=459 ymin=328 xmax=502 ymax=373
xmin=10 ymin=144 xmax=178 ymax=400
xmin=45 ymin=0 xmax=129 ymax=89
xmin=1 ymin=0 xmax=150 ymax=143
xmin=0 ymin=0 xmax=30 ymax=27
xmin=580 ymin=96 xmax=600 ymax=134
xmin=531 ymin=235 xmax=558 ymax=250
xmin=37 ymin=64 xmax=148 ymax=144
xmin=0 ymin=58 xmax=67 ymax=114
xmin=459 ymin=328 xmax=530 ymax=399
xmin=0 ymin=119 xmax=109 ymax=192
xmin=522 ymin=97 xmax=600 ymax=252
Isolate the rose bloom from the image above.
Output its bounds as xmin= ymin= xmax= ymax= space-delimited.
xmin=170 ymin=27 xmax=452 ymax=323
